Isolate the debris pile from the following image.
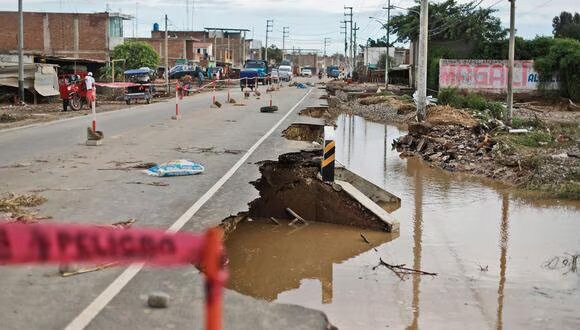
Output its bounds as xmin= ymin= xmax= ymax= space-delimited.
xmin=0 ymin=193 xmax=48 ymax=221
xmin=426 ymin=105 xmax=478 ymax=127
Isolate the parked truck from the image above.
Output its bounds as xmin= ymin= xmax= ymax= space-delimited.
xmin=239 ymin=60 xmax=269 ymax=91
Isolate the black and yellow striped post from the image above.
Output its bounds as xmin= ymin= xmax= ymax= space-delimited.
xmin=321 ymin=126 xmax=336 ymax=182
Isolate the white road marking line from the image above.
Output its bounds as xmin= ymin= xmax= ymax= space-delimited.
xmin=64 ymin=88 xmax=313 ymax=330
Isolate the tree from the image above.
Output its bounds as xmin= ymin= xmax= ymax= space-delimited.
xmin=534 ymin=38 xmax=580 ymax=101
xmin=553 ymin=11 xmax=580 ymax=40
xmin=389 ymin=0 xmax=505 ymax=43
xmin=367 ymin=37 xmax=389 ymax=47
xmin=261 ymin=45 xmax=283 ymax=64
xmin=377 ymin=53 xmax=395 ymax=69
xmin=112 ymin=41 xmax=160 ymax=70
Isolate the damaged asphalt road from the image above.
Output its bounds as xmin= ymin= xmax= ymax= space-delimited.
xmin=0 ymin=83 xmax=337 ymax=330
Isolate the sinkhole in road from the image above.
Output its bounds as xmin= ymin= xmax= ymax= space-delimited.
xmin=221 ymin=150 xmax=398 ymax=303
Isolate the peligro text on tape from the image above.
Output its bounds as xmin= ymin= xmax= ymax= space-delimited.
xmin=0 ymin=222 xmax=206 ymax=266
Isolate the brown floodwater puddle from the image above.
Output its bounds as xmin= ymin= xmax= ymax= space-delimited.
xmin=226 ymin=114 xmax=580 ymax=329
xmin=226 ymin=218 xmax=398 ymax=302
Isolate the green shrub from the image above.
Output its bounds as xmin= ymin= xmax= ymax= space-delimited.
xmin=462 ymin=93 xmax=488 ymax=111
xmin=428 ymin=47 xmax=457 ymax=91
xmin=438 ymin=88 xmax=459 ymax=105
xmin=400 ymin=94 xmax=414 ymax=103
xmin=437 ymin=88 xmax=505 ymax=119
xmin=534 ymin=38 xmax=580 ymax=101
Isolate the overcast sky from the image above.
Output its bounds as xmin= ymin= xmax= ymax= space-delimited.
xmin=1 ymin=0 xmax=576 ymax=54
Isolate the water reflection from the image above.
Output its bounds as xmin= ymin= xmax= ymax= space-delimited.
xmin=407 ymin=159 xmax=424 ymax=330
xmin=225 ymin=219 xmax=398 ymax=302
xmin=496 ymin=193 xmax=510 ymax=330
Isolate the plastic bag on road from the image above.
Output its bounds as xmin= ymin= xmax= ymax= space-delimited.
xmin=144 ymin=160 xmax=205 ymax=177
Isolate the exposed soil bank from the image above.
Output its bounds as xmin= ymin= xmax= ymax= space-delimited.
xmin=248 ymin=150 xmax=394 ymax=231
xmin=326 ymin=81 xmax=580 ymax=199
xmin=282 ymin=123 xmax=324 ymax=143
xmin=298 ymin=106 xmax=331 ymax=119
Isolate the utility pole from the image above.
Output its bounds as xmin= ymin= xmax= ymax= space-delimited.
xmin=344 ymin=6 xmax=353 ymax=72
xmin=242 ymin=31 xmax=246 ymax=66
xmin=340 ymin=21 xmax=348 ymax=67
xmin=265 ymin=19 xmax=273 ymax=63
xmin=324 ymin=37 xmax=331 ymax=70
xmin=227 ymin=32 xmax=231 ymax=63
xmin=324 ymin=37 xmax=331 ymax=57
xmin=383 ymin=0 xmax=391 ymax=89
xmin=416 ymin=0 xmax=428 ymax=122
xmin=18 ymin=0 xmax=24 ymax=104
xmin=353 ymin=23 xmax=359 ymax=68
xmin=506 ymin=0 xmax=516 ymax=125
xmin=164 ymin=14 xmax=169 ymax=94
xmin=282 ymin=27 xmax=290 ymax=61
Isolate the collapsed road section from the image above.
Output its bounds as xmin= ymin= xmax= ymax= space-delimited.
xmin=222 ymin=150 xmax=399 ymax=235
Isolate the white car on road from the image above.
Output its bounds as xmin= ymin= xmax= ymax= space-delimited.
xmin=278 ymin=65 xmax=293 ymax=81
xmin=300 ymin=68 xmax=312 ymax=77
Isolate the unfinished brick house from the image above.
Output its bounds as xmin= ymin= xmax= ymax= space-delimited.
xmin=0 ymin=11 xmax=131 ymax=63
xmin=129 ymin=27 xmax=252 ymax=68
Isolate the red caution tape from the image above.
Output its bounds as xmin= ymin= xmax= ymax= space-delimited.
xmin=0 ymin=222 xmax=208 ymax=266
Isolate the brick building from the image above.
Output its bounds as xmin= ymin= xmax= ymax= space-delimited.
xmin=0 ymin=11 xmax=131 ymax=63
xmin=287 ymin=52 xmax=319 ymax=72
xmin=140 ymin=28 xmax=251 ymax=68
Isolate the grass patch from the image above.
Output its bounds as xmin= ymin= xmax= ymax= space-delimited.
xmin=506 ymin=130 xmax=553 ymax=148
xmin=438 ymin=88 xmax=505 ymax=119
xmin=400 ymin=94 xmax=414 ymax=103
xmin=511 ymin=116 xmax=545 ymax=129
xmin=527 ymin=178 xmax=580 ymax=200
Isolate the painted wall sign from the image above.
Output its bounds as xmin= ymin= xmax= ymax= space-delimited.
xmin=439 ymin=59 xmax=558 ymax=92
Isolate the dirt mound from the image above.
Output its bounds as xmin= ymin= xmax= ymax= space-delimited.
xmin=299 ymin=107 xmax=330 ymax=119
xmin=426 ymin=105 xmax=478 ymax=128
xmin=282 ymin=124 xmax=324 ymax=142
xmin=359 ymin=95 xmax=416 ymax=112
xmin=359 ymin=96 xmax=391 ymax=105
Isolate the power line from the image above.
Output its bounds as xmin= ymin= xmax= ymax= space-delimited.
xmin=344 ymin=6 xmax=353 ymax=70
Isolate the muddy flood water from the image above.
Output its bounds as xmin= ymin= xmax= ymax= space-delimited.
xmin=226 ymin=114 xmax=580 ymax=329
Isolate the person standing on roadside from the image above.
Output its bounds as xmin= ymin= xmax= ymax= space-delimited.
xmin=85 ymin=72 xmax=96 ymax=104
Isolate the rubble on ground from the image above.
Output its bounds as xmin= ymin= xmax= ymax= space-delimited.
xmin=327 ymin=82 xmax=580 ymax=199
xmin=0 ymin=192 xmax=48 ymax=220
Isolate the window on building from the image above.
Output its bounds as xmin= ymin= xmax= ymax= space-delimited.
xmin=109 ymin=17 xmax=123 ymax=38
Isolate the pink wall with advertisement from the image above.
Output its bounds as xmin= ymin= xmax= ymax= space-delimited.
xmin=439 ymin=59 xmax=557 ymax=93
